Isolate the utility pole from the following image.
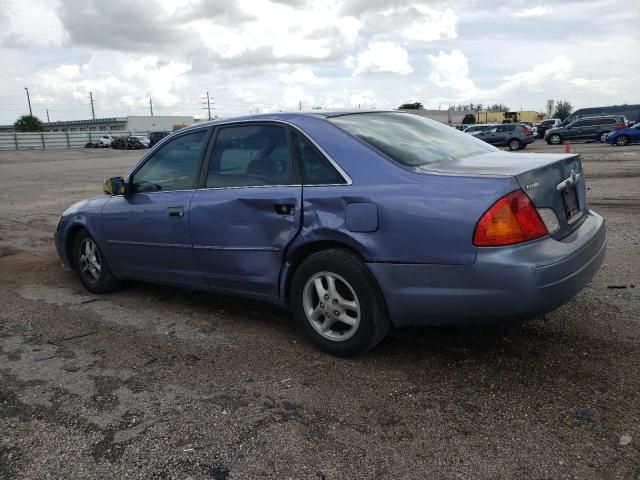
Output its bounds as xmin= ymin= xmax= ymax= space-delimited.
xmin=149 ymin=98 xmax=154 ymax=116
xmin=298 ymin=99 xmax=302 ymax=111
xmin=46 ymin=109 xmax=50 ymax=123
xmin=89 ymin=91 xmax=95 ymax=120
xmin=24 ymin=87 xmax=32 ymax=116
xmin=206 ymin=92 xmax=211 ymax=120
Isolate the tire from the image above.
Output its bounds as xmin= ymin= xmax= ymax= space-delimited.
xmin=615 ymin=135 xmax=630 ymax=146
xmin=290 ymin=249 xmax=390 ymax=357
xmin=518 ymin=143 xmax=527 ymax=150
xmin=548 ymin=134 xmax=562 ymax=145
xmin=508 ymin=139 xmax=522 ymax=151
xmin=600 ymin=131 xmax=610 ymax=143
xmin=72 ymin=230 xmax=119 ymax=294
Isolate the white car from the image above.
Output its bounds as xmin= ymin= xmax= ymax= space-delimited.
xmin=97 ymin=135 xmax=114 ymax=147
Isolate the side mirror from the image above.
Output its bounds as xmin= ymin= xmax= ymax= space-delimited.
xmin=103 ymin=176 xmax=125 ymax=195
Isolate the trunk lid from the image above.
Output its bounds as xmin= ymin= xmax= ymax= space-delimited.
xmin=416 ymin=151 xmax=587 ymax=239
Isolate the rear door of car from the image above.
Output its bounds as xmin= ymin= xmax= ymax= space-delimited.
xmin=102 ymin=128 xmax=211 ymax=286
xmin=189 ymin=122 xmax=302 ymax=297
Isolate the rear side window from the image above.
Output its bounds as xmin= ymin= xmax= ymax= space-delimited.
xmin=291 ymin=131 xmax=345 ymax=185
xmin=131 ymin=130 xmax=207 ymax=193
xmin=572 ymin=120 xmax=587 ymax=127
xmin=497 ymin=125 xmax=516 ymax=132
xmin=206 ymin=125 xmax=297 ymax=188
xmin=329 ymin=112 xmax=495 ymax=167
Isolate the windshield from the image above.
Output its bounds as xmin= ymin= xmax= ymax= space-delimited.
xmin=329 ymin=112 xmax=496 ymax=167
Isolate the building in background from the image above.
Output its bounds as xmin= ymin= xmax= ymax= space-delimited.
xmin=475 ymin=110 xmax=544 ymax=124
xmin=0 ymin=115 xmax=195 ymax=133
xmin=398 ymin=109 xmax=474 ymax=125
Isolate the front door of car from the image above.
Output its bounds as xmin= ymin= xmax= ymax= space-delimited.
xmin=480 ymin=127 xmax=498 ymax=144
xmin=189 ymin=123 xmax=302 ymax=297
xmin=493 ymin=125 xmax=513 ymax=145
xmin=102 ymin=128 xmax=210 ymax=287
xmin=564 ymin=120 xmax=585 ymax=140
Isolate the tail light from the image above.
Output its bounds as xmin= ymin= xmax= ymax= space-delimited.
xmin=615 ymin=124 xmax=625 ymax=129
xmin=519 ymin=128 xmax=530 ymax=134
xmin=473 ymin=190 xmax=548 ymax=246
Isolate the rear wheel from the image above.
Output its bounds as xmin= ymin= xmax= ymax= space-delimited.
xmin=290 ymin=249 xmax=390 ymax=357
xmin=548 ymin=134 xmax=562 ymax=145
xmin=518 ymin=143 xmax=528 ymax=150
xmin=73 ymin=230 xmax=119 ymax=294
xmin=508 ymin=139 xmax=522 ymax=151
xmin=615 ymin=135 xmax=630 ymax=146
xmin=600 ymin=131 xmax=610 ymax=143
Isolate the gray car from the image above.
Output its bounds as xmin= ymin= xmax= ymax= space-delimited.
xmin=463 ymin=124 xmax=499 ymax=135
xmin=475 ymin=123 xmax=535 ymax=150
xmin=545 ymin=116 xmax=626 ymax=145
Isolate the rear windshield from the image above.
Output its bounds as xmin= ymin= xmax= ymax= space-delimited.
xmin=329 ymin=112 xmax=496 ymax=167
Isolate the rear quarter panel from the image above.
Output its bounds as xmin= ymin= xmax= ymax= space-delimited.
xmin=285 ymin=116 xmax=519 ymax=265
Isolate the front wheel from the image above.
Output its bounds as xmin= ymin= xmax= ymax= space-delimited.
xmin=615 ymin=135 xmax=630 ymax=146
xmin=508 ymin=139 xmax=522 ymax=151
xmin=73 ymin=230 xmax=119 ymax=294
xmin=548 ymin=134 xmax=562 ymax=145
xmin=290 ymin=249 xmax=390 ymax=357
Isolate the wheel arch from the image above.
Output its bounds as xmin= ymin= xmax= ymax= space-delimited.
xmin=64 ymin=223 xmax=93 ymax=270
xmin=281 ymin=239 xmax=366 ymax=303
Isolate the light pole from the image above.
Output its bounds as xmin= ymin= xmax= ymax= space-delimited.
xmin=24 ymin=87 xmax=33 ymax=116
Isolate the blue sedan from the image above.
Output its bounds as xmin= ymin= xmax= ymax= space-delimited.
xmin=55 ymin=112 xmax=606 ymax=357
xmin=606 ymin=123 xmax=640 ymax=146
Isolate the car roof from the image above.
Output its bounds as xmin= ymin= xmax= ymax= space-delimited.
xmin=176 ymin=110 xmax=404 ymax=133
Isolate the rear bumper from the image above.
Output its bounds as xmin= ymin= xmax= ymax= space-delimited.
xmin=367 ymin=210 xmax=606 ymax=327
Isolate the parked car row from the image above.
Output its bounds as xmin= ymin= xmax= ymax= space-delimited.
xmin=85 ymin=134 xmax=152 ymax=149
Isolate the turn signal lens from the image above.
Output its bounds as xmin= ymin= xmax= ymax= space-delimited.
xmin=473 ymin=190 xmax=548 ymax=246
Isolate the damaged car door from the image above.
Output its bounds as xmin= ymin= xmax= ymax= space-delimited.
xmin=189 ymin=123 xmax=302 ymax=298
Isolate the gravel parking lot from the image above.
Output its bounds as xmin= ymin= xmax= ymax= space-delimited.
xmin=1 ymin=141 xmax=639 ymax=479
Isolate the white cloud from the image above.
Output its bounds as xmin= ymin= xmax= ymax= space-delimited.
xmin=279 ymin=67 xmax=329 ymax=85
xmin=399 ymin=5 xmax=458 ymax=42
xmin=427 ymin=50 xmax=476 ymax=96
xmin=353 ymin=41 xmax=413 ymax=76
xmin=498 ymin=56 xmax=572 ymax=92
xmin=512 ymin=6 xmax=552 ymax=18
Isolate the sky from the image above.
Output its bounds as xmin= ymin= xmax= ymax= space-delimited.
xmin=0 ymin=0 xmax=638 ymax=124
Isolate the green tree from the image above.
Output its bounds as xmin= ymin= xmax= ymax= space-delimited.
xmin=552 ymin=100 xmax=573 ymax=121
xmin=14 ymin=115 xmax=44 ymax=132
xmin=398 ymin=102 xmax=423 ymax=110
xmin=462 ymin=113 xmax=476 ymax=124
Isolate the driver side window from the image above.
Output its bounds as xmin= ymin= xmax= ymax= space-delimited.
xmin=132 ymin=130 xmax=207 ymax=193
xmin=206 ymin=125 xmax=298 ymax=187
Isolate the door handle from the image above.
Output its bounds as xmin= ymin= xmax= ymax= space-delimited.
xmin=167 ymin=206 xmax=184 ymax=217
xmin=274 ymin=204 xmax=295 ymax=215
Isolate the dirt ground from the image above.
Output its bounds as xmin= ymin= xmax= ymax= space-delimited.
xmin=1 ymin=141 xmax=639 ymax=479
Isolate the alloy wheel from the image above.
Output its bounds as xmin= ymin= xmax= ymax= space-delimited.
xmin=616 ymin=136 xmax=629 ymax=146
xmin=549 ymin=134 xmax=561 ymax=145
xmin=79 ymin=238 xmax=102 ymax=283
xmin=600 ymin=132 xmax=608 ymax=143
xmin=302 ymin=271 xmax=361 ymax=342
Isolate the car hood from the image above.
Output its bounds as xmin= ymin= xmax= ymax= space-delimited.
xmin=63 ymin=195 xmax=110 ymax=216
xmin=414 ymin=150 xmax=577 ymax=177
